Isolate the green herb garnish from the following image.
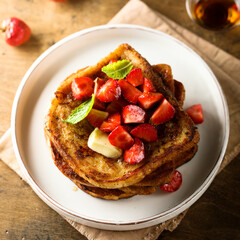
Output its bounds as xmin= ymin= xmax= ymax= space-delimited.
xmin=102 ymin=60 xmax=133 ymax=79
xmin=62 ymin=94 xmax=95 ymax=124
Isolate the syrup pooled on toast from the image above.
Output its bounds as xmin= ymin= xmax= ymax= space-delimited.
xmin=193 ymin=0 xmax=240 ymax=30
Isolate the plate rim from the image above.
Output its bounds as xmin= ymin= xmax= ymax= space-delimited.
xmin=11 ymin=24 xmax=230 ymax=229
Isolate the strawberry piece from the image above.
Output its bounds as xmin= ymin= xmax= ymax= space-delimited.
xmin=160 ymin=170 xmax=182 ymax=192
xmin=109 ymin=59 xmax=118 ymax=64
xmin=118 ymin=79 xmax=142 ymax=104
xmin=186 ymin=104 xmax=204 ymax=124
xmin=106 ymin=97 xmax=128 ymax=113
xmin=122 ymin=105 xmax=146 ymax=124
xmin=124 ymin=138 xmax=145 ymax=164
xmin=142 ymin=77 xmax=156 ymax=93
xmin=149 ymin=98 xmax=175 ymax=125
xmin=130 ymin=124 xmax=157 ymax=142
xmin=2 ymin=17 xmax=31 ymax=46
xmin=71 ymin=77 xmax=94 ymax=100
xmin=94 ymin=78 xmax=105 ymax=94
xmin=122 ymin=124 xmax=134 ymax=133
xmin=126 ymin=68 xmax=144 ymax=87
xmin=96 ymin=79 xmax=121 ymax=102
xmin=108 ymin=126 xmax=134 ymax=150
xmin=93 ymin=98 xmax=106 ymax=110
xmin=93 ymin=78 xmax=106 ymax=110
xmin=138 ymin=92 xmax=163 ymax=110
xmin=86 ymin=109 xmax=109 ymax=128
xmin=100 ymin=113 xmax=121 ymax=132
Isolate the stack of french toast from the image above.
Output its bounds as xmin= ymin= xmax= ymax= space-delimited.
xmin=44 ymin=44 xmax=200 ymax=200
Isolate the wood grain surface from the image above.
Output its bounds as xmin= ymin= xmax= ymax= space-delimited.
xmin=0 ymin=0 xmax=239 ymax=239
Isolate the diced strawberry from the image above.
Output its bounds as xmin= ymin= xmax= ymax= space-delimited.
xmin=138 ymin=92 xmax=163 ymax=110
xmin=149 ymin=98 xmax=175 ymax=125
xmin=118 ymin=79 xmax=142 ymax=104
xmin=106 ymin=97 xmax=128 ymax=113
xmin=122 ymin=105 xmax=146 ymax=124
xmin=86 ymin=109 xmax=109 ymax=128
xmin=160 ymin=170 xmax=182 ymax=192
xmin=100 ymin=113 xmax=121 ymax=132
xmin=130 ymin=124 xmax=157 ymax=142
xmin=124 ymin=138 xmax=145 ymax=164
xmin=142 ymin=77 xmax=156 ymax=93
xmin=96 ymin=79 xmax=121 ymax=102
xmin=93 ymin=98 xmax=106 ymax=110
xmin=93 ymin=78 xmax=106 ymax=110
xmin=108 ymin=126 xmax=134 ymax=150
xmin=94 ymin=77 xmax=105 ymax=94
xmin=122 ymin=124 xmax=134 ymax=133
xmin=71 ymin=77 xmax=93 ymax=100
xmin=126 ymin=68 xmax=144 ymax=87
xmin=186 ymin=104 xmax=204 ymax=124
xmin=109 ymin=59 xmax=118 ymax=64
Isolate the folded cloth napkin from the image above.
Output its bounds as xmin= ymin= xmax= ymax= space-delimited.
xmin=0 ymin=0 xmax=240 ymax=239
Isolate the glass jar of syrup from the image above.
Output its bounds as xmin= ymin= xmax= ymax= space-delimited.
xmin=186 ymin=0 xmax=240 ymax=30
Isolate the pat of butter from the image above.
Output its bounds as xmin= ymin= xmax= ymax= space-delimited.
xmin=88 ymin=128 xmax=122 ymax=159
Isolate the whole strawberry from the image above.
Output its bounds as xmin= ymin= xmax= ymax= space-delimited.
xmin=1 ymin=17 xmax=31 ymax=46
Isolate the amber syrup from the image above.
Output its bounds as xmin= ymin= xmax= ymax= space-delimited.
xmin=193 ymin=0 xmax=240 ymax=30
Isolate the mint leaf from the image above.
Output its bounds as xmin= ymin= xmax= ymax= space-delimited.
xmin=62 ymin=95 xmax=95 ymax=124
xmin=102 ymin=60 xmax=133 ymax=79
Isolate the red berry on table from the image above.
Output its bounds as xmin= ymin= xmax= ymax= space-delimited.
xmin=186 ymin=104 xmax=204 ymax=124
xmin=160 ymin=170 xmax=182 ymax=192
xmin=138 ymin=92 xmax=163 ymax=110
xmin=96 ymin=79 xmax=121 ymax=102
xmin=86 ymin=109 xmax=109 ymax=128
xmin=108 ymin=125 xmax=134 ymax=150
xmin=1 ymin=17 xmax=31 ymax=46
xmin=122 ymin=105 xmax=146 ymax=124
xmin=130 ymin=123 xmax=158 ymax=142
xmin=100 ymin=113 xmax=121 ymax=132
xmin=124 ymin=138 xmax=145 ymax=164
xmin=149 ymin=98 xmax=175 ymax=125
xmin=126 ymin=68 xmax=144 ymax=87
xmin=71 ymin=77 xmax=93 ymax=100
xmin=118 ymin=79 xmax=142 ymax=104
xmin=142 ymin=77 xmax=156 ymax=93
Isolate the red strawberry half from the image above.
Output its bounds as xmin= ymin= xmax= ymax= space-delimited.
xmin=100 ymin=113 xmax=121 ymax=132
xmin=186 ymin=104 xmax=204 ymax=124
xmin=124 ymin=138 xmax=145 ymax=164
xmin=130 ymin=123 xmax=157 ymax=142
xmin=108 ymin=126 xmax=134 ymax=150
xmin=71 ymin=77 xmax=93 ymax=100
xmin=149 ymin=98 xmax=175 ymax=125
xmin=96 ymin=79 xmax=121 ymax=102
xmin=126 ymin=68 xmax=144 ymax=87
xmin=138 ymin=92 xmax=163 ymax=110
xmin=160 ymin=170 xmax=182 ymax=192
xmin=142 ymin=77 xmax=156 ymax=93
xmin=122 ymin=105 xmax=146 ymax=124
xmin=86 ymin=109 xmax=109 ymax=128
xmin=118 ymin=79 xmax=142 ymax=104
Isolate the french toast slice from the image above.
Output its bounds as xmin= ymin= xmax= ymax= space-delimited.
xmin=45 ymin=130 xmax=197 ymax=199
xmin=45 ymin=44 xmax=199 ymax=191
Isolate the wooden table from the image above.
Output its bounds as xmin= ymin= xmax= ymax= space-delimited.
xmin=0 ymin=0 xmax=239 ymax=239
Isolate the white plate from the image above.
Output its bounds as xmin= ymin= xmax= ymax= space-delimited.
xmin=11 ymin=24 xmax=229 ymax=231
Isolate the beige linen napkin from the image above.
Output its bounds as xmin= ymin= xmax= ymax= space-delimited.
xmin=1 ymin=0 xmax=240 ymax=239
